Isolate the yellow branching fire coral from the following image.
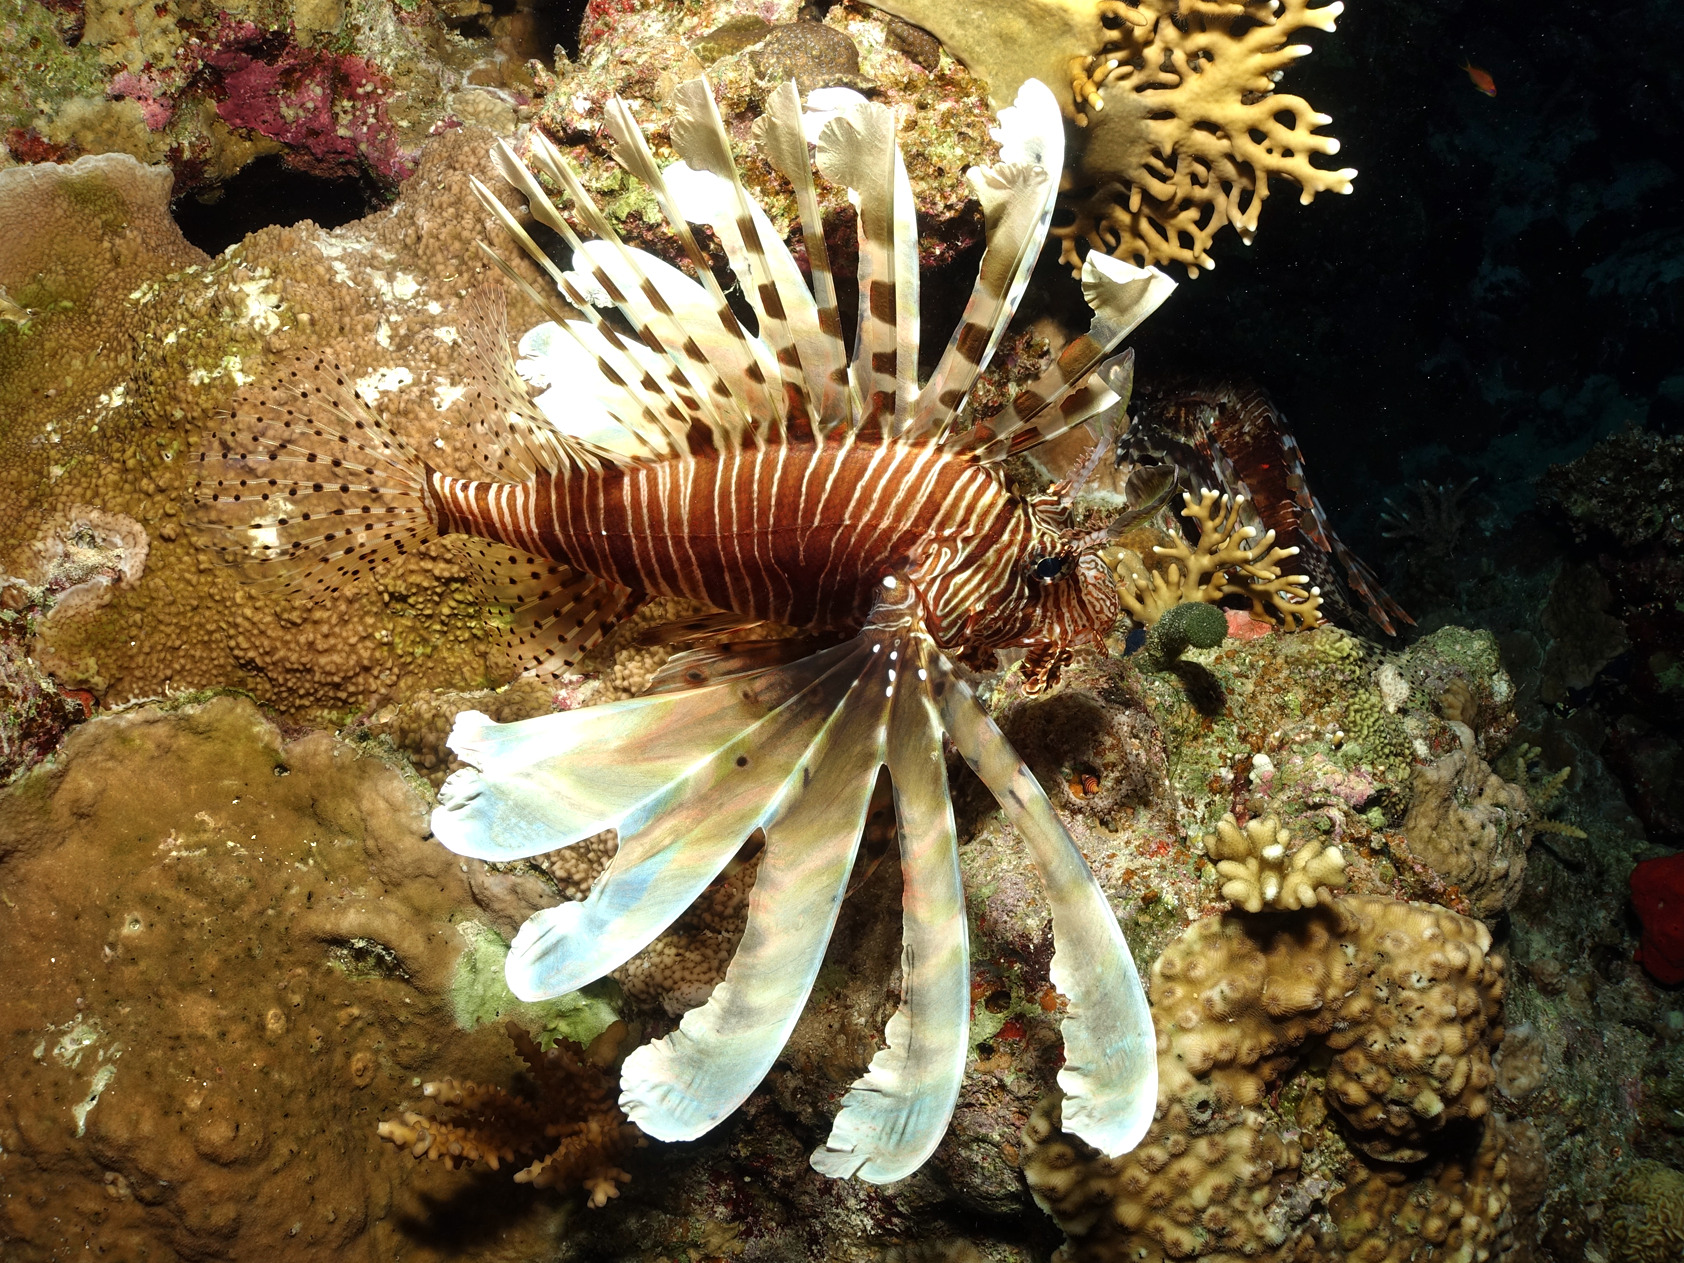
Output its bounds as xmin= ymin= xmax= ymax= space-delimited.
xmin=1021 ymin=895 xmax=1510 ymax=1260
xmin=1200 ymin=811 xmax=1347 ymax=912
xmin=377 ymin=1020 xmax=641 ymax=1207
xmin=870 ymin=0 xmax=1353 ymax=276
xmin=1061 ymin=0 xmax=1357 ymax=276
xmin=1111 ymin=488 xmax=1323 ymax=629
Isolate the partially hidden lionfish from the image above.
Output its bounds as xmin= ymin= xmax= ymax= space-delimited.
xmin=1123 ymin=378 xmax=1413 ymax=635
xmin=196 ymin=78 xmax=1177 ymax=1182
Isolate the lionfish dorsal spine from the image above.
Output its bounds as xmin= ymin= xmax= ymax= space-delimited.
xmin=602 ymin=89 xmax=787 ymax=437
xmin=914 ymin=78 xmax=1065 ymax=437
xmin=755 ymin=80 xmax=851 ymax=428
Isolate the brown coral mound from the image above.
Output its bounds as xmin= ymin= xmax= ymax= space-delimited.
xmin=1402 ymin=727 xmax=1532 ymax=917
xmin=0 ymin=694 xmax=528 ymax=1262
xmin=1 ymin=129 xmax=550 ymax=723
xmin=1021 ymin=895 xmax=1510 ymax=1261
xmin=378 ymin=1021 xmax=641 ymax=1207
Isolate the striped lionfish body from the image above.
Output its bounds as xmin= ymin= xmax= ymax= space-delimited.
xmin=197 ymin=77 xmax=1178 ymax=1183
xmin=424 ymin=434 xmax=1118 ymax=655
xmin=1122 ymin=378 xmax=1413 ymax=634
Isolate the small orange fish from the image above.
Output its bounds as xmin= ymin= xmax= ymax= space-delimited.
xmin=1461 ymin=60 xmax=1497 ymax=97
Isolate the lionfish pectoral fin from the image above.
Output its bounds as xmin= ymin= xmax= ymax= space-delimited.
xmin=619 ymin=640 xmax=896 ymax=1140
xmin=505 ymin=641 xmax=880 ymax=1002
xmin=642 ymin=637 xmax=825 ymax=694
xmin=433 ymin=641 xmax=876 ymax=995
xmin=434 ymin=640 xmax=861 ymax=861
xmin=811 ymin=636 xmax=970 ymax=1183
xmin=932 ymin=647 xmax=1158 ymax=1158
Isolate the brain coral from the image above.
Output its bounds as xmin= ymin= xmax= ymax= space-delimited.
xmin=1021 ymin=895 xmax=1510 ymax=1261
xmin=1607 ymin=1160 xmax=1684 ymax=1263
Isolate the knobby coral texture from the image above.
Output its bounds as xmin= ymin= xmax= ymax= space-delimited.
xmin=1022 ymin=895 xmax=1512 ymax=1262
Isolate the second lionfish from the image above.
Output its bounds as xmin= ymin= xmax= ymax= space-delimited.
xmin=197 ymin=77 xmax=1178 ymax=1181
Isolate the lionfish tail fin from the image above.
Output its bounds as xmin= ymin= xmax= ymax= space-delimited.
xmin=432 ymin=586 xmax=1156 ymax=1176
xmin=192 ymin=354 xmax=438 ymax=599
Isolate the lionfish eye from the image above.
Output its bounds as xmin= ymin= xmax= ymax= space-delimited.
xmin=1032 ymin=555 xmax=1068 ymax=582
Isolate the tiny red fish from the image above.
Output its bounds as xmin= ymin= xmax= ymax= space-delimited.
xmin=1461 ymin=60 xmax=1496 ymax=97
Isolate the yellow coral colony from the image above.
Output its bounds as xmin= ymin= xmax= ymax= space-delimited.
xmin=869 ymin=0 xmax=1355 ymax=276
xmin=1111 ymin=487 xmax=1324 ymax=629
xmin=1202 ymin=812 xmax=1348 ymax=912
xmin=1063 ymin=0 xmax=1357 ymax=276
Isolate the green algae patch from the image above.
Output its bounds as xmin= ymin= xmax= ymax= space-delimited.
xmin=449 ymin=918 xmax=620 ymax=1049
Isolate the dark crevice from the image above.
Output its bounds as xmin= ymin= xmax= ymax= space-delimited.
xmin=171 ymin=155 xmax=375 ymax=256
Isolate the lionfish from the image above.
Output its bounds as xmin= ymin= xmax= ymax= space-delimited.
xmin=1122 ymin=378 xmax=1412 ymax=635
xmin=196 ymin=77 xmax=1177 ymax=1182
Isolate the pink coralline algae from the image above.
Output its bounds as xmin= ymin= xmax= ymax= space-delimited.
xmin=1225 ymin=609 xmax=1276 ymax=641
xmin=109 ymin=72 xmax=173 ymax=131
xmin=206 ymin=36 xmax=414 ymax=183
xmin=1631 ymin=851 xmax=1684 ymax=986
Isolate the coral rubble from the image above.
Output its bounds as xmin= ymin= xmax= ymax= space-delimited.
xmin=1 ymin=0 xmax=532 ymax=192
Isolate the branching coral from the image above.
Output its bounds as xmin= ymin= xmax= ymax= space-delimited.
xmin=869 ymin=0 xmax=1352 ymax=275
xmin=1059 ymin=0 xmax=1356 ymax=276
xmin=1200 ymin=811 xmax=1347 ymax=912
xmin=377 ymin=1020 xmax=641 ymax=1206
xmin=1112 ymin=488 xmax=1322 ymax=630
xmin=1021 ymin=895 xmax=1510 ymax=1261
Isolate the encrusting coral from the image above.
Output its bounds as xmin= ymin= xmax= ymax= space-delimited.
xmin=377 ymin=1020 xmax=642 ymax=1207
xmin=1111 ymin=488 xmax=1323 ymax=630
xmin=1021 ymin=894 xmax=1510 ymax=1261
xmin=1199 ymin=811 xmax=1347 ymax=912
xmin=868 ymin=0 xmax=1353 ymax=275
